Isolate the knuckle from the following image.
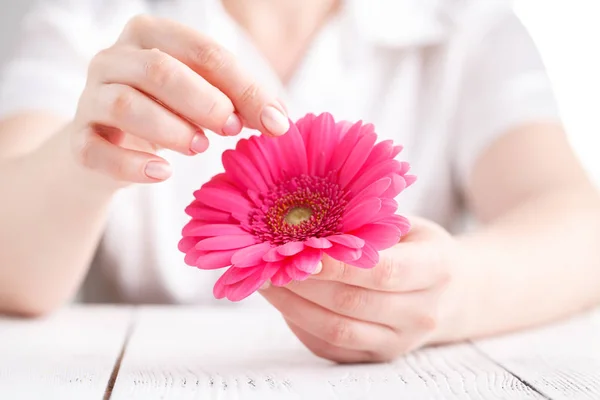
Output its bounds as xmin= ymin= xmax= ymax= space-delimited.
xmin=125 ymin=14 xmax=154 ymax=36
xmin=109 ymin=89 xmax=135 ymax=120
xmin=72 ymin=130 xmax=94 ymax=168
xmin=88 ymin=48 xmax=112 ymax=78
xmin=238 ymin=82 xmax=261 ymax=106
xmin=374 ymin=258 xmax=396 ymax=289
xmin=193 ymin=43 xmax=229 ymax=72
xmin=333 ymin=287 xmax=366 ymax=314
xmin=414 ymin=313 xmax=438 ymax=331
xmin=144 ymin=50 xmax=177 ymax=88
xmin=325 ymin=319 xmax=355 ymax=347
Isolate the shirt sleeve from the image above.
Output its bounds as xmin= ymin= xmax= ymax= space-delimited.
xmin=452 ymin=9 xmax=561 ymax=190
xmin=0 ymin=0 xmax=132 ymax=119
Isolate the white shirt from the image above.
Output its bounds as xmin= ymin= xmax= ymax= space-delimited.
xmin=0 ymin=0 xmax=560 ymax=305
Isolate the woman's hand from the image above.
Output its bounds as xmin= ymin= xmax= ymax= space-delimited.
xmin=71 ymin=15 xmax=289 ymax=186
xmin=259 ymin=217 xmax=459 ymax=363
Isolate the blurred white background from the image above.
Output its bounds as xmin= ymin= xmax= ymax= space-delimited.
xmin=1 ymin=0 xmax=598 ymax=183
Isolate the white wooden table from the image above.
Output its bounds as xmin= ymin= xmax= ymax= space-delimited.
xmin=0 ymin=305 xmax=599 ymax=400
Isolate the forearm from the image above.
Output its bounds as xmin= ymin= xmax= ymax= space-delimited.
xmin=0 ymin=125 xmax=116 ymax=316
xmin=447 ymin=185 xmax=600 ymax=341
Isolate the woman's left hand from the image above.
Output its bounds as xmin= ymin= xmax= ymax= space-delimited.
xmin=259 ymin=217 xmax=460 ymax=363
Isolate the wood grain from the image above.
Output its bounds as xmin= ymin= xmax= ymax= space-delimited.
xmin=475 ymin=309 xmax=600 ymax=400
xmin=0 ymin=305 xmax=132 ymax=400
xmin=111 ymin=306 xmax=544 ymax=400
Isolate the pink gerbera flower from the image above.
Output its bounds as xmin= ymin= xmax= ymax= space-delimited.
xmin=179 ymin=112 xmax=415 ymax=301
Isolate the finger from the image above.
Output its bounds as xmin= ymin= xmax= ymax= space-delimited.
xmin=119 ymin=15 xmax=289 ymax=136
xmin=91 ymin=47 xmax=242 ymax=137
xmin=89 ymin=83 xmax=206 ymax=154
xmin=73 ymin=127 xmax=172 ymax=183
xmin=312 ymin=246 xmax=446 ymax=292
xmin=286 ymin=279 xmax=444 ymax=330
xmin=259 ymin=285 xmax=398 ymax=353
xmin=285 ymin=319 xmax=377 ymax=364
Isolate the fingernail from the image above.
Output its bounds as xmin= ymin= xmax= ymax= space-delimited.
xmin=260 ymin=281 xmax=271 ymax=290
xmin=145 ymin=161 xmax=172 ymax=180
xmin=190 ymin=132 xmax=209 ymax=154
xmin=312 ymin=261 xmax=323 ymax=275
xmin=261 ymin=105 xmax=289 ymax=136
xmin=222 ymin=113 xmax=242 ymax=136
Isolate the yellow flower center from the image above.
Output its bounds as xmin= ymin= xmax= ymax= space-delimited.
xmin=284 ymin=206 xmax=313 ymax=226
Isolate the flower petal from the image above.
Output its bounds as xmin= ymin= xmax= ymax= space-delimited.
xmin=342 ymin=197 xmax=382 ymax=232
xmin=214 ymin=267 xmax=265 ymax=301
xmin=195 ymin=186 xmax=252 ymax=216
xmin=391 ymin=145 xmax=404 ymax=158
xmin=375 ymin=214 xmax=411 ymax=235
xmin=178 ymin=236 xmax=198 ymax=253
xmin=276 ymin=123 xmax=308 ymax=178
xmin=337 ymin=132 xmax=377 ymax=188
xmin=195 ymin=234 xmax=258 ymax=251
xmin=347 ymin=159 xmax=402 ymax=194
xmin=271 ymin=268 xmax=293 ymax=287
xmin=324 ymin=244 xmax=362 ymax=263
xmin=285 ymin=262 xmax=311 ymax=281
xmin=305 ymin=113 xmax=336 ymax=177
xmin=245 ymin=138 xmax=275 ymax=188
xmin=188 ymin=249 xmax=238 ymax=269
xmin=347 ymin=244 xmax=379 ymax=269
xmin=382 ymin=174 xmax=407 ymax=198
xmin=231 ymin=242 xmax=273 ymax=268
xmin=218 ymin=265 xmax=262 ymax=286
xmin=182 ymin=223 xmax=248 ymax=237
xmin=327 ymin=120 xmax=363 ymax=173
xmin=184 ymin=203 xmax=233 ymax=222
xmin=350 ymin=223 xmax=402 ymax=250
xmin=290 ymin=248 xmax=322 ymax=273
xmin=379 ymin=198 xmax=399 ymax=216
xmin=327 ymin=234 xmax=365 ymax=249
xmin=304 ymin=237 xmax=333 ymax=249
xmin=404 ymin=175 xmax=417 ymax=187
xmin=277 ymin=241 xmax=305 ymax=256
xmin=363 ymin=139 xmax=394 ymax=168
xmin=263 ymin=247 xmax=286 ymax=262
xmin=222 ymin=147 xmax=269 ymax=193
xmin=345 ymin=177 xmax=391 ymax=212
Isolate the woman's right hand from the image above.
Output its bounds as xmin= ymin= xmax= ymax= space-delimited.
xmin=71 ymin=15 xmax=289 ymax=186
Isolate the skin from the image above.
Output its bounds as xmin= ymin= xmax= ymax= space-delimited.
xmin=1 ymin=0 xmax=600 ymax=363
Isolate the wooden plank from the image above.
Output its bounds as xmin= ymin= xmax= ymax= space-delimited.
xmin=112 ymin=306 xmax=544 ymax=400
xmin=475 ymin=308 xmax=600 ymax=400
xmin=0 ymin=305 xmax=132 ymax=400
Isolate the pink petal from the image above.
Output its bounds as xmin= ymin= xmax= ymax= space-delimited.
xmin=178 ymin=236 xmax=198 ymax=252
xmin=347 ymin=244 xmax=379 ymax=269
xmin=342 ymin=197 xmax=382 ymax=232
xmin=327 ymin=234 xmax=365 ymax=249
xmin=290 ymin=248 xmax=322 ymax=273
xmin=382 ymin=174 xmax=407 ymax=198
xmin=231 ymin=242 xmax=273 ymax=268
xmin=391 ymin=145 xmax=404 ymax=158
xmin=252 ymin=136 xmax=281 ymax=183
xmin=218 ymin=265 xmax=262 ymax=286
xmin=213 ymin=268 xmax=265 ymax=301
xmin=363 ymin=140 xmax=394 ymax=168
xmin=345 ymin=177 xmax=391 ymax=212
xmin=404 ymin=175 xmax=417 ymax=187
xmin=263 ymin=247 xmax=286 ymax=262
xmin=337 ymin=132 xmax=377 ymax=188
xmin=184 ymin=249 xmax=203 ymax=266
xmin=245 ymin=138 xmax=275 ymax=188
xmin=195 ymin=234 xmax=258 ymax=251
xmin=276 ymin=123 xmax=308 ymax=178
xmin=350 ymin=223 xmax=402 ymax=250
xmin=271 ymin=268 xmax=293 ymax=287
xmin=182 ymin=223 xmax=248 ymax=237
xmin=305 ymin=113 xmax=336 ymax=177
xmin=277 ymin=241 xmax=305 ymax=256
xmin=187 ymin=249 xmax=238 ymax=269
xmin=222 ymin=148 xmax=269 ymax=193
xmin=285 ymin=262 xmax=311 ymax=281
xmin=327 ymin=120 xmax=363 ymax=173
xmin=347 ymin=159 xmax=402 ymax=194
xmin=195 ymin=186 xmax=252 ymax=216
xmin=375 ymin=214 xmax=412 ymax=235
xmin=184 ymin=203 xmax=233 ymax=222
xmin=304 ymin=237 xmax=333 ymax=249
xmin=379 ymin=198 xmax=399 ymax=216
xmin=324 ymin=244 xmax=362 ymax=263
